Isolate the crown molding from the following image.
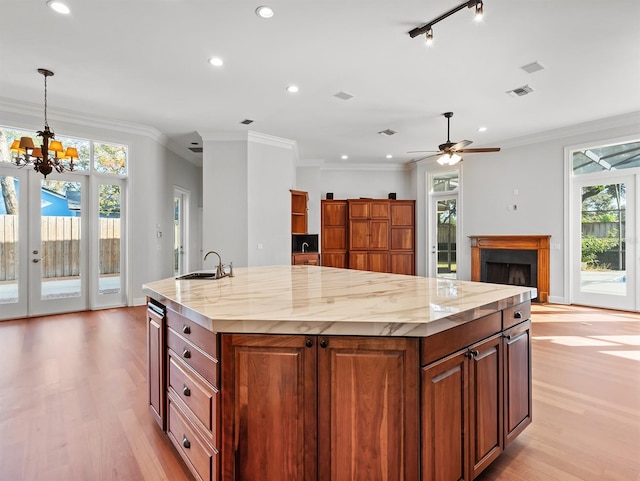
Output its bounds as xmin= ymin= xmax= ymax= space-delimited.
xmin=0 ymin=97 xmax=166 ymax=144
xmin=496 ymin=111 xmax=640 ymax=150
xmin=320 ymin=162 xmax=409 ymax=172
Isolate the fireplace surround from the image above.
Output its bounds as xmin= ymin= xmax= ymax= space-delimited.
xmin=470 ymin=235 xmax=550 ymax=303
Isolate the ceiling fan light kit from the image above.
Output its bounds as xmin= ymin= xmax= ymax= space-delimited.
xmin=408 ymin=111 xmax=501 ymax=164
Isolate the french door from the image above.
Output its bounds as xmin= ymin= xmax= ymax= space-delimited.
xmin=0 ymin=166 xmax=88 ymax=318
xmin=571 ymin=172 xmax=637 ymax=310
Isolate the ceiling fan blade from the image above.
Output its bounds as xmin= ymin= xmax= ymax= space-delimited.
xmin=407 ymin=150 xmax=440 ymax=153
xmin=458 ymin=147 xmax=501 ymax=153
xmin=410 ymin=153 xmax=440 ymax=163
xmin=450 ymin=140 xmax=473 ymax=151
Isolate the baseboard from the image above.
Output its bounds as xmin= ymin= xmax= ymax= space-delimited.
xmin=132 ymin=297 xmax=147 ymax=307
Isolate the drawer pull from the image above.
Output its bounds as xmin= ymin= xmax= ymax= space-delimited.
xmin=465 ymin=349 xmax=479 ymax=359
xmin=183 ymin=349 xmax=191 ymax=359
xmin=182 ymin=436 xmax=191 ymax=449
xmin=305 ymin=339 xmax=313 ymax=348
xmin=514 ymin=311 xmax=523 ymax=319
xmin=503 ymin=334 xmax=512 ymax=341
xmin=182 ymin=324 xmax=191 ymax=334
xmin=319 ymin=339 xmax=328 ymax=349
xmin=183 ymin=385 xmax=191 ymax=397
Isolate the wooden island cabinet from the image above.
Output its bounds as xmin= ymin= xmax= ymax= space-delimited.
xmin=144 ymin=266 xmax=534 ymax=481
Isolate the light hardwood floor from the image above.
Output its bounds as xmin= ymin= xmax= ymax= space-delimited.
xmin=0 ymin=304 xmax=638 ymax=481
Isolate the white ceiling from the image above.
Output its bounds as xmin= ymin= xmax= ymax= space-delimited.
xmin=1 ymin=0 xmax=639 ymax=166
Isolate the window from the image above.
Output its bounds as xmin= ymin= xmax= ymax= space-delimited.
xmin=572 ymin=140 xmax=640 ymax=174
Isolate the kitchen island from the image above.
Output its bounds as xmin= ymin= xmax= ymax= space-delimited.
xmin=143 ymin=265 xmax=535 ymax=481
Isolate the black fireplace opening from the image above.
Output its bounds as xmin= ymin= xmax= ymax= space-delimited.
xmin=481 ymin=249 xmax=538 ymax=300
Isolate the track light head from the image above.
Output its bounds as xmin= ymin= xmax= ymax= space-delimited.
xmin=425 ymin=28 xmax=433 ymax=46
xmin=475 ymin=1 xmax=484 ymax=21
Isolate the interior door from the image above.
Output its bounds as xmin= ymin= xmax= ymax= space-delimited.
xmin=571 ymin=173 xmax=636 ymax=310
xmin=28 ymin=172 xmax=88 ymax=316
xmin=173 ymin=187 xmax=189 ymax=276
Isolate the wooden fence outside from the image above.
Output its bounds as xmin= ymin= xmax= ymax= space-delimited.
xmin=0 ymin=216 xmax=120 ymax=281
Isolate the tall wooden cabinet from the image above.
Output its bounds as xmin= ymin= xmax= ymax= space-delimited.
xmin=221 ymin=334 xmax=420 ymax=481
xmin=321 ymin=200 xmax=348 ymax=269
xmin=147 ymin=301 xmax=165 ymax=429
xmin=321 ymin=198 xmax=415 ymax=275
xmin=291 ymin=190 xmax=309 ymax=235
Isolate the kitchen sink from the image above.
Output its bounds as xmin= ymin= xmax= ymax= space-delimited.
xmin=176 ymin=271 xmax=218 ymax=280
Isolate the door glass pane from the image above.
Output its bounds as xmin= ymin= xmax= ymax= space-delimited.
xmin=432 ymin=171 xmax=459 ymax=192
xmin=99 ymin=183 xmax=121 ymax=295
xmin=174 ymin=195 xmax=181 ymax=277
xmin=0 ymin=175 xmax=19 ymax=304
xmin=580 ymin=183 xmax=626 ymax=296
xmin=40 ymin=180 xmax=82 ymax=300
xmin=437 ymin=199 xmax=457 ymax=279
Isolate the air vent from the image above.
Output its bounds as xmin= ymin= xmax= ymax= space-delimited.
xmin=520 ymin=61 xmax=544 ymax=74
xmin=188 ymin=147 xmax=203 ymax=153
xmin=240 ymin=119 xmax=254 ymax=125
xmin=378 ymin=129 xmax=397 ymax=136
xmin=506 ymin=85 xmax=534 ymax=97
xmin=333 ymin=91 xmax=354 ymax=101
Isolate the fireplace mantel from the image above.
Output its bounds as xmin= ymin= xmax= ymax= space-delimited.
xmin=470 ymin=235 xmax=550 ymax=303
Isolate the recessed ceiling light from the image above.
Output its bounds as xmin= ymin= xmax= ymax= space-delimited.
xmin=477 ymin=127 xmax=487 ymax=132
xmin=47 ymin=1 xmax=70 ymax=14
xmin=255 ymin=6 xmax=274 ymax=18
xmin=341 ymin=155 xmax=348 ymax=160
xmin=208 ymin=57 xmax=224 ymax=67
xmin=386 ymin=154 xmax=393 ymax=159
xmin=286 ymin=85 xmax=299 ymax=94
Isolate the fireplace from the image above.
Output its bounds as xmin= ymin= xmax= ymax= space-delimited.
xmin=470 ymin=235 xmax=550 ymax=303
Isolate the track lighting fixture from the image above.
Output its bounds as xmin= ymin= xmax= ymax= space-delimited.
xmin=409 ymin=0 xmax=486 ymax=41
xmin=475 ymin=1 xmax=484 ymax=21
xmin=425 ymin=28 xmax=433 ymax=46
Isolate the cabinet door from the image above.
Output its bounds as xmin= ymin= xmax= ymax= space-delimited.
xmin=368 ymin=252 xmax=390 ymax=273
xmin=147 ymin=306 xmax=165 ymax=429
xmin=322 ymin=252 xmax=348 ymax=269
xmin=322 ymin=226 xmax=347 ymax=250
xmin=323 ymin=201 xmax=347 ymax=226
xmin=369 ymin=219 xmax=389 ymax=250
xmin=422 ymin=351 xmax=469 ymax=481
xmin=349 ymin=220 xmax=370 ymax=250
xmin=469 ymin=335 xmax=503 ymax=479
xmin=318 ymin=337 xmax=419 ymax=481
xmin=348 ymin=252 xmax=369 ymax=271
xmin=503 ymin=320 xmax=532 ymax=446
xmin=369 ymin=200 xmax=390 ymax=219
xmin=221 ymin=335 xmax=317 ymax=481
xmin=391 ymin=253 xmax=414 ymax=275
xmin=348 ymin=200 xmax=370 ymax=219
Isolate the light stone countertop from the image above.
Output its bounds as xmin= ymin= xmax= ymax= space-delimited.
xmin=142 ymin=265 xmax=536 ymax=337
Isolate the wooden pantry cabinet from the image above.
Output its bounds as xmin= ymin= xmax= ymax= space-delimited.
xmin=321 ymin=198 xmax=415 ymax=275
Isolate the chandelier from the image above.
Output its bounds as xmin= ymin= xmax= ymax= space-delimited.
xmin=10 ymin=68 xmax=78 ymax=178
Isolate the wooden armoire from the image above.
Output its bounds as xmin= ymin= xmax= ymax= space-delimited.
xmin=321 ymin=198 xmax=415 ymax=275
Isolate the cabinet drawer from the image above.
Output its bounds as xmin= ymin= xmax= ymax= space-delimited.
xmin=168 ymin=329 xmax=219 ymax=388
xmin=168 ymin=399 xmax=217 ymax=481
xmin=167 ymin=309 xmax=218 ymax=359
xmin=422 ymin=312 xmax=502 ymax=365
xmin=502 ymin=301 xmax=531 ymax=330
xmin=169 ymin=354 xmax=219 ymax=442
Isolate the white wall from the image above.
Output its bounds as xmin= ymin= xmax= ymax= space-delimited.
xmin=0 ymin=103 xmax=202 ymax=306
xmin=201 ymin=132 xmax=295 ymax=268
xmin=247 ymin=140 xmax=295 ymax=266
xmin=295 ymin=165 xmax=322 ymax=234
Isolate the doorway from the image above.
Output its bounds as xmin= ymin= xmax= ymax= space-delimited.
xmin=173 ymin=187 xmax=190 ymax=277
xmin=571 ymin=173 xmax=636 ymax=310
xmin=0 ymin=167 xmax=88 ymax=318
xmin=428 ymin=170 xmax=460 ymax=279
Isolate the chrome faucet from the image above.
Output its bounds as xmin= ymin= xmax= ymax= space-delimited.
xmin=302 ymin=242 xmax=309 ymax=253
xmin=204 ymin=251 xmax=223 ymax=278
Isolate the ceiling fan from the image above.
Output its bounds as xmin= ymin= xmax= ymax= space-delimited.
xmin=408 ymin=112 xmax=501 ymax=165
